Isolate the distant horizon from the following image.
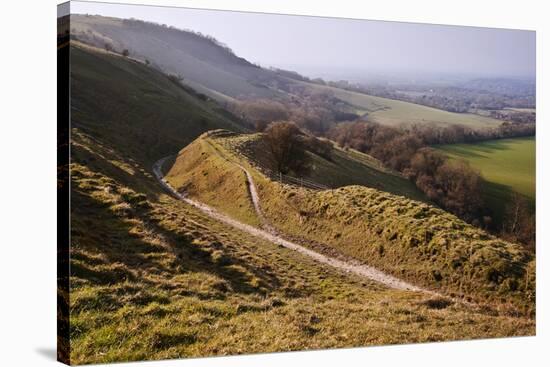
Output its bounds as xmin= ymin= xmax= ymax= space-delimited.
xmin=71 ymin=1 xmax=536 ymax=81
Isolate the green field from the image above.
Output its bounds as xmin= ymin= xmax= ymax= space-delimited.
xmin=297 ymin=80 xmax=503 ymax=129
xmin=437 ymin=137 xmax=535 ymax=224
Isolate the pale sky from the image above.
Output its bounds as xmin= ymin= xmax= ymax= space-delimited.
xmin=71 ymin=1 xmax=536 ymax=79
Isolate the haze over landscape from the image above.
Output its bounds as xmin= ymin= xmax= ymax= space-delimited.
xmin=72 ymin=1 xmax=535 ymax=79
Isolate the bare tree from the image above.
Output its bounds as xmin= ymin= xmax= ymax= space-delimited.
xmin=264 ymin=121 xmax=307 ymax=173
xmin=502 ymin=193 xmax=535 ymax=250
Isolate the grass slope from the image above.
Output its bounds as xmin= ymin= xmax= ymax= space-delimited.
xmin=297 ymin=80 xmax=503 ymax=129
xmin=68 ymin=44 xmax=534 ymax=364
xmin=168 ymin=133 xmax=535 ymax=315
xmin=436 ymin=137 xmax=535 ymax=224
xmin=70 ymin=44 xmax=248 ymax=167
xmin=70 ymin=152 xmax=534 ymax=364
xmin=71 ymin=15 xmax=280 ymax=100
xmin=220 ymin=133 xmax=429 ymax=203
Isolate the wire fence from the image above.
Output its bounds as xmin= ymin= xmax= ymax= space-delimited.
xmin=262 ymin=168 xmax=330 ymax=190
xmin=208 ymin=133 xmax=330 ymax=191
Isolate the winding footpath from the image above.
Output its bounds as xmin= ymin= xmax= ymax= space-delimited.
xmin=153 ymin=156 xmax=435 ymax=294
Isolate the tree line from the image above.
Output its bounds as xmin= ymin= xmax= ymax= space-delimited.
xmin=326 ymin=120 xmax=535 ymax=249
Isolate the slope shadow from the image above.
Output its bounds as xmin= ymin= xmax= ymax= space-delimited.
xmin=71 ymin=187 xmax=282 ymax=299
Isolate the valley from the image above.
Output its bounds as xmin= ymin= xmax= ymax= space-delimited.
xmin=293 ymin=80 xmax=504 ymax=128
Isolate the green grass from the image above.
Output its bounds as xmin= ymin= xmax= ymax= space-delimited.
xmin=168 ymin=132 xmax=535 ymax=315
xmin=296 ymin=80 xmax=503 ymax=129
xmin=436 ymin=137 xmax=535 ymax=224
xmin=70 ymin=43 xmax=248 ymax=167
xmin=68 ymin=45 xmax=535 ymax=364
xmin=165 ymin=134 xmax=261 ymax=227
xmin=216 ymin=132 xmax=429 ymax=203
xmin=70 ymin=133 xmax=534 ymax=365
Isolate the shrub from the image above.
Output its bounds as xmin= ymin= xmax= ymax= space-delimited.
xmin=264 ymin=121 xmax=308 ymax=174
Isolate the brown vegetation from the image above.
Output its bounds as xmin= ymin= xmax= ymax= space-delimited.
xmin=328 ymin=121 xmax=536 ymax=249
xmin=501 ymin=193 xmax=536 ymax=251
xmin=230 ymin=92 xmax=360 ymax=135
xmin=264 ymin=121 xmax=308 ymax=174
xmin=407 ymin=148 xmax=484 ymax=221
xmin=328 ymin=121 xmax=485 ymax=222
xmin=231 ymin=99 xmax=290 ymax=132
xmin=405 ymin=121 xmax=535 ymax=145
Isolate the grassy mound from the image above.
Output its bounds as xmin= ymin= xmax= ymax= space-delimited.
xmin=70 ymin=127 xmax=534 ymax=364
xmin=170 ymin=132 xmax=535 ymax=316
xmin=257 ymin=183 xmax=535 ymax=314
xmin=165 ymin=132 xmax=260 ymax=226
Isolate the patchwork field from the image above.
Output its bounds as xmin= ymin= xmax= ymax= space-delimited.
xmin=436 ymin=137 xmax=535 ymax=224
xmin=299 ymin=80 xmax=503 ymax=129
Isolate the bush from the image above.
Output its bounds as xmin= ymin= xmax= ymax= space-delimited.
xmin=264 ymin=121 xmax=308 ymax=174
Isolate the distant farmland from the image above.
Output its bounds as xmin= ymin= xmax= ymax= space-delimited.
xmin=299 ymin=81 xmax=503 ymax=129
xmin=437 ymin=136 xmax=535 ymax=224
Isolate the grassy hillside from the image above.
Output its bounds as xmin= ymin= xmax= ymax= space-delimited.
xmin=167 ymin=133 xmax=535 ymax=315
xmin=70 ymin=145 xmax=534 ymax=364
xmin=72 ymin=15 xmax=505 ymax=131
xmin=296 ymin=80 xmax=503 ymax=129
xmin=436 ymin=137 xmax=535 ymax=224
xmin=68 ymin=43 xmax=535 ymax=364
xmin=71 ymin=15 xmax=280 ymax=101
xmin=218 ymin=133 xmax=429 ymax=203
xmin=70 ymin=43 xmax=248 ymax=167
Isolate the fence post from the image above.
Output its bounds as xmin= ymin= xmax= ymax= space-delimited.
xmin=279 ymin=172 xmax=282 ymax=183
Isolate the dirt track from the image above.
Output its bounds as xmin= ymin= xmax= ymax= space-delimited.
xmin=153 ymin=157 xmax=435 ymax=293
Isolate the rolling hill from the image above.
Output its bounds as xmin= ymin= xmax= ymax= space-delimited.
xmin=67 ymin=42 xmax=534 ymax=364
xmin=165 ymin=131 xmax=535 ymax=314
xmin=71 ymin=14 xmax=504 ymax=130
xmin=293 ymin=80 xmax=504 ymax=128
xmin=71 ymin=14 xmax=281 ymax=101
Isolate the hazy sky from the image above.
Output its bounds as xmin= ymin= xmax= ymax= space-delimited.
xmin=72 ymin=1 xmax=536 ymax=79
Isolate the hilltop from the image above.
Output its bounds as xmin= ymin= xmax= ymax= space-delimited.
xmin=218 ymin=132 xmax=429 ymax=202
